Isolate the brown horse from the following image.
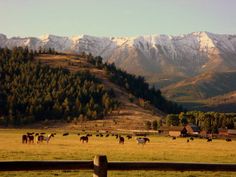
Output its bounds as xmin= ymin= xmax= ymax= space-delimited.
xmin=80 ymin=136 xmax=88 ymax=143
xmin=28 ymin=135 xmax=34 ymax=144
xmin=143 ymin=137 xmax=150 ymax=143
xmin=119 ymin=136 xmax=124 ymax=144
xmin=22 ymin=135 xmax=28 ymax=144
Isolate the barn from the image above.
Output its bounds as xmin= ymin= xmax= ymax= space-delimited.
xmin=218 ymin=128 xmax=228 ymax=136
xmin=218 ymin=129 xmax=236 ymax=137
xmin=228 ymin=129 xmax=236 ymax=136
xmin=185 ymin=123 xmax=200 ymax=136
xmin=168 ymin=126 xmax=187 ymax=137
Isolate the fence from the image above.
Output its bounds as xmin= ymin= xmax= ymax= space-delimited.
xmin=0 ymin=155 xmax=236 ymax=177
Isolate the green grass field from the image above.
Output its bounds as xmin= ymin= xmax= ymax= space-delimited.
xmin=0 ymin=129 xmax=235 ymax=177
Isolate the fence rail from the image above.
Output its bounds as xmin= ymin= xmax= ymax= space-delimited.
xmin=0 ymin=155 xmax=236 ymax=177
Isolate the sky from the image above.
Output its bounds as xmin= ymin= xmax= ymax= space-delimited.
xmin=0 ymin=0 xmax=236 ymax=38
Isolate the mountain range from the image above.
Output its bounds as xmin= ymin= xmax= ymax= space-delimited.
xmin=1 ymin=32 xmax=236 ymax=111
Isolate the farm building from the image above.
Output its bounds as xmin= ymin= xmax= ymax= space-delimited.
xmin=218 ymin=128 xmax=228 ymax=136
xmin=185 ymin=123 xmax=200 ymax=136
xmin=158 ymin=126 xmax=169 ymax=135
xmin=218 ymin=129 xmax=236 ymax=137
xmin=228 ymin=129 xmax=236 ymax=136
xmin=168 ymin=126 xmax=187 ymax=137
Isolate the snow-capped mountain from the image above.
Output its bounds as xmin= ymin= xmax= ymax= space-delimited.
xmin=1 ymin=32 xmax=236 ymax=111
xmin=1 ymin=32 xmax=236 ymax=86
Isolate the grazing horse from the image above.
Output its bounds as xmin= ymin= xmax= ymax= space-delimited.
xmin=80 ymin=136 xmax=88 ymax=143
xmin=28 ymin=135 xmax=34 ymax=144
xmin=226 ymin=138 xmax=232 ymax=142
xmin=136 ymin=137 xmax=150 ymax=145
xmin=63 ymin=132 xmax=69 ymax=136
xmin=119 ymin=137 xmax=125 ymax=144
xmin=143 ymin=137 xmax=150 ymax=143
xmin=136 ymin=138 xmax=146 ymax=145
xmin=172 ymin=137 xmax=176 ymax=140
xmin=37 ymin=134 xmax=54 ymax=144
xmin=22 ymin=135 xmax=28 ymax=144
xmin=207 ymin=138 xmax=212 ymax=142
xmin=127 ymin=135 xmax=132 ymax=139
xmin=37 ymin=135 xmax=44 ymax=143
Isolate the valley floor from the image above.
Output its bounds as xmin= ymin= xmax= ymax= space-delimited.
xmin=0 ymin=129 xmax=235 ymax=177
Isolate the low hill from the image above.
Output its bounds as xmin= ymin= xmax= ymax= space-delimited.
xmin=35 ymin=54 xmax=164 ymax=130
xmin=199 ymin=91 xmax=236 ymax=112
xmin=162 ymin=71 xmax=236 ymax=111
xmin=0 ymin=48 xmax=183 ymax=130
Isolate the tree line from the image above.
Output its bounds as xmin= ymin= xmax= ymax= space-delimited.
xmin=0 ymin=47 xmax=118 ymax=126
xmin=165 ymin=111 xmax=235 ymax=133
xmin=86 ymin=55 xmax=184 ymax=114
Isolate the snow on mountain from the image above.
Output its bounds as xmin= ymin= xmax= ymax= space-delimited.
xmin=1 ymin=32 xmax=236 ymax=85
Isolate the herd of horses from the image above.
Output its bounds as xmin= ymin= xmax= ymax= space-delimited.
xmin=79 ymin=133 xmax=150 ymax=145
xmin=22 ymin=132 xmax=233 ymax=145
xmin=21 ymin=132 xmax=151 ymax=145
xmin=22 ymin=132 xmax=55 ymax=144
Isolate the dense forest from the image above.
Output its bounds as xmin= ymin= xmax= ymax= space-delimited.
xmin=86 ymin=55 xmax=184 ymax=114
xmin=165 ymin=111 xmax=235 ymax=133
xmin=0 ymin=47 xmax=117 ymax=126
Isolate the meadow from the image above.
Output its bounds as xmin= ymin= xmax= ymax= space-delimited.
xmin=0 ymin=129 xmax=235 ymax=177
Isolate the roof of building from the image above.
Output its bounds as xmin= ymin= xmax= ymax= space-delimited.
xmin=169 ymin=126 xmax=185 ymax=131
xmin=186 ymin=123 xmax=200 ymax=132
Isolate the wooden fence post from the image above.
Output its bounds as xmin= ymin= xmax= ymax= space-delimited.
xmin=93 ymin=155 xmax=108 ymax=177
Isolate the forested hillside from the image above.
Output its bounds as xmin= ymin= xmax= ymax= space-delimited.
xmin=87 ymin=55 xmax=183 ymax=114
xmin=0 ymin=47 xmax=185 ymax=127
xmin=0 ymin=47 xmax=117 ymax=126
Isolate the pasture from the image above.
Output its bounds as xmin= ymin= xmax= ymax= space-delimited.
xmin=0 ymin=129 xmax=235 ymax=177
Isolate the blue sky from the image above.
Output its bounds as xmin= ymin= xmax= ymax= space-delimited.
xmin=0 ymin=0 xmax=236 ymax=37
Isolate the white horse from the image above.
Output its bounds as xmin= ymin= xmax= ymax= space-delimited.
xmin=136 ymin=138 xmax=147 ymax=145
xmin=37 ymin=133 xmax=54 ymax=144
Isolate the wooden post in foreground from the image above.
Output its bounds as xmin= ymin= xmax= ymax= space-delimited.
xmin=93 ymin=155 xmax=108 ymax=177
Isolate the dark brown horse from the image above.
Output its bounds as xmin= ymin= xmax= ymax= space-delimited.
xmin=119 ymin=136 xmax=124 ymax=144
xmin=37 ymin=135 xmax=44 ymax=143
xmin=143 ymin=137 xmax=150 ymax=143
xmin=22 ymin=135 xmax=28 ymax=144
xmin=127 ymin=135 xmax=132 ymax=139
xmin=80 ymin=136 xmax=88 ymax=143
xmin=28 ymin=135 xmax=34 ymax=144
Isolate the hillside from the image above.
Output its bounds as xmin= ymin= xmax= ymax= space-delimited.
xmin=1 ymin=32 xmax=236 ymax=112
xmin=34 ymin=53 xmax=176 ymax=130
xmin=200 ymin=91 xmax=236 ymax=112
xmin=163 ymin=71 xmax=236 ymax=100
xmin=1 ymin=48 xmax=185 ymax=130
